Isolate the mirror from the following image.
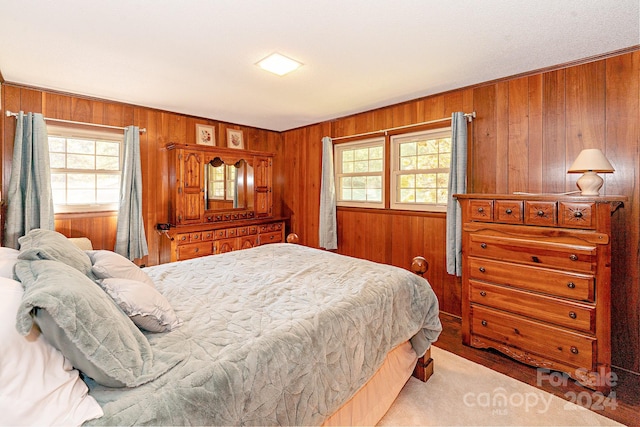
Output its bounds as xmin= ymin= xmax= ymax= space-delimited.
xmin=204 ymin=157 xmax=250 ymax=213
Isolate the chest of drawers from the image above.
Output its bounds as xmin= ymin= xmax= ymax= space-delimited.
xmin=455 ymin=194 xmax=625 ymax=393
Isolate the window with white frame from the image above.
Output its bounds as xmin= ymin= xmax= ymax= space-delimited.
xmin=334 ymin=137 xmax=385 ymax=208
xmin=390 ymin=128 xmax=452 ymax=212
xmin=47 ymin=125 xmax=123 ymax=213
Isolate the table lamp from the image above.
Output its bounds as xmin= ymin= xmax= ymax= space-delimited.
xmin=567 ymin=148 xmax=614 ymax=196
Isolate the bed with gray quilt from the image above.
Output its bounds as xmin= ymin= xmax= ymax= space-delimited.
xmin=79 ymin=242 xmax=441 ymax=425
xmin=11 ymin=233 xmax=440 ymax=425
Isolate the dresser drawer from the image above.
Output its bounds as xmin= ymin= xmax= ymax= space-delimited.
xmin=494 ymin=200 xmax=523 ymax=224
xmin=524 ymin=200 xmax=557 ymax=226
xmin=202 ymin=230 xmax=215 ymax=241
xmin=468 ymin=199 xmax=494 ymax=221
xmin=468 ymin=257 xmax=594 ymax=301
xmin=471 ymin=305 xmax=595 ymax=369
xmin=468 ymin=233 xmax=596 ymax=273
xmin=469 ymin=280 xmax=595 ymax=333
xmin=214 ymin=229 xmax=227 ymax=239
xmin=176 ymin=233 xmax=189 ymax=243
xmin=259 ymin=222 xmax=283 ymax=233
xmin=260 ymin=231 xmax=283 ymax=244
xmin=559 ymin=202 xmax=595 ymax=229
xmin=189 ymin=232 xmax=203 ymax=242
xmin=177 ymin=242 xmax=213 ymax=260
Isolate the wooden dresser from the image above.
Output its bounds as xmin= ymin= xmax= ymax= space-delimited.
xmin=165 ymin=144 xmax=285 ymax=262
xmin=455 ymin=194 xmax=625 ymax=393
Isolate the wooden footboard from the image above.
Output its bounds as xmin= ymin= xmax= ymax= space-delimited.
xmin=411 ymin=255 xmax=435 ymax=382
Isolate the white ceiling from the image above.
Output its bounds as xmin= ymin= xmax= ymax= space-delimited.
xmin=0 ymin=1 xmax=638 ymax=131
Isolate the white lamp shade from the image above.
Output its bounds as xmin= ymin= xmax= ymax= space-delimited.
xmin=568 ymin=149 xmax=614 ymax=173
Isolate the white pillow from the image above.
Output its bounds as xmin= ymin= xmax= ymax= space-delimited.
xmin=99 ymin=278 xmax=182 ymax=333
xmin=0 ymin=247 xmax=19 ymax=279
xmin=0 ymin=277 xmax=103 ymax=425
xmin=87 ymin=250 xmax=155 ymax=287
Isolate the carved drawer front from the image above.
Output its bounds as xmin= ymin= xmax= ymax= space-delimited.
xmin=260 ymin=231 xmax=283 ymax=244
xmin=189 ymin=232 xmax=202 ymax=242
xmin=177 ymin=242 xmax=213 ymax=260
xmin=524 ymin=201 xmax=557 ymax=226
xmin=202 ymin=230 xmax=215 ymax=241
xmin=469 ymin=199 xmax=494 ymax=221
xmin=259 ymin=222 xmax=284 ymax=233
xmin=559 ymin=202 xmax=595 ymax=229
xmin=248 ymin=225 xmax=258 ymax=235
xmin=237 ymin=226 xmax=249 ymax=236
xmin=227 ymin=228 xmax=238 ymax=237
xmin=471 ymin=305 xmax=595 ymax=369
xmin=494 ymin=200 xmax=523 ymax=224
xmin=468 ymin=257 xmax=594 ymax=301
xmin=214 ymin=238 xmax=237 ymax=254
xmin=214 ymin=229 xmax=227 ymax=239
xmin=469 ymin=280 xmax=595 ymax=333
xmin=468 ymin=233 xmax=596 ymax=273
xmin=238 ymin=235 xmax=259 ymax=250
xmin=176 ymin=233 xmax=189 ymax=243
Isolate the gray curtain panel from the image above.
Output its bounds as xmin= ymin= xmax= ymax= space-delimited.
xmin=446 ymin=112 xmax=468 ymax=276
xmin=319 ymin=136 xmax=338 ymax=250
xmin=115 ymin=126 xmax=149 ymax=260
xmin=4 ymin=112 xmax=55 ymax=249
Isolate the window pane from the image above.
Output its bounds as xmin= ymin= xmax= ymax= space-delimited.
xmin=369 ymin=146 xmax=383 ymax=159
xmin=352 ymin=176 xmax=366 ymax=188
xmin=67 ymin=139 xmax=95 ymax=154
xmin=367 ymin=189 xmax=382 ymax=201
xmin=400 ymin=142 xmax=416 ymax=156
xmin=51 ymin=173 xmax=66 ymax=189
xmin=97 ymin=189 xmax=119 ymax=203
xmin=416 ymin=173 xmax=436 ymax=188
xmin=367 ymin=175 xmax=382 ymax=189
xmin=96 ymin=174 xmax=120 ymax=189
xmin=437 ymin=173 xmax=449 ymax=188
xmin=437 ymin=189 xmax=448 ymax=204
xmin=67 ymin=173 xmax=95 ymax=189
xmin=400 ymin=156 xmax=415 ymax=171
xmin=369 ymin=159 xmax=383 ymax=172
xmin=342 ymin=161 xmax=354 ymax=173
xmin=354 ymin=148 xmax=368 ymax=161
xmin=400 ymin=189 xmax=415 ymax=203
xmin=67 ymin=189 xmax=96 ymax=204
xmin=342 ymin=150 xmax=354 ymax=162
xmin=49 ymin=137 xmax=66 ymax=152
xmin=354 ymin=160 xmax=369 ymax=173
xmin=50 ymin=153 xmax=66 ymax=168
xmin=96 ymin=155 xmax=119 ymax=170
xmin=399 ymin=174 xmax=415 ymax=188
xmin=439 ymin=153 xmax=451 ymax=168
xmin=96 ymin=141 xmax=119 ymax=156
xmin=67 ymin=154 xmax=95 ymax=169
xmin=352 ymin=189 xmax=366 ymax=201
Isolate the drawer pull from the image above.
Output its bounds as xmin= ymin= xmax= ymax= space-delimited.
xmin=479 ymin=291 xmax=487 ymax=297
xmin=481 ymin=320 xmax=487 ymax=327
xmin=270 ymin=235 xmax=275 ymax=240
xmin=480 ymin=243 xmax=487 ymax=249
xmin=567 ymin=282 xmax=576 ymax=289
xmin=180 ymin=236 xmax=186 ymax=241
xmin=569 ymin=311 xmax=577 ymax=319
xmin=194 ymin=248 xmax=199 ymax=253
xmin=570 ymin=346 xmax=579 ymax=355
xmin=505 ymin=208 xmax=512 ymax=214
xmin=569 ymin=254 xmax=578 ymax=261
xmin=478 ymin=267 xmax=486 ymax=273
xmin=477 ymin=207 xmax=484 ymax=213
xmin=537 ymin=210 xmax=545 ymax=217
xmin=574 ymin=211 xmax=583 ymax=218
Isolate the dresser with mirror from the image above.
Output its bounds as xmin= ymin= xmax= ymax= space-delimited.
xmin=165 ymin=143 xmax=284 ymax=262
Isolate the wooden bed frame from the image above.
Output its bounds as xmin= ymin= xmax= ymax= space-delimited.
xmin=286 ymin=233 xmax=435 ymax=383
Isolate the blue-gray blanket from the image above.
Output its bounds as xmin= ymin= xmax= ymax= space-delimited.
xmin=87 ymin=243 xmax=441 ymax=425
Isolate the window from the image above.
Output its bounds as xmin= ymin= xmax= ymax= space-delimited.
xmin=48 ymin=125 xmax=123 ymax=213
xmin=207 ymin=165 xmax=236 ymax=201
xmin=390 ymin=128 xmax=452 ymax=212
xmin=334 ymin=137 xmax=385 ymax=208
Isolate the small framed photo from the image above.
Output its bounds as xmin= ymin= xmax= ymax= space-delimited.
xmin=226 ymin=128 xmax=244 ymax=149
xmin=196 ymin=124 xmax=215 ymax=146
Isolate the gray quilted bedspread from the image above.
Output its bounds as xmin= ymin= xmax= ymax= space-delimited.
xmin=86 ymin=243 xmax=441 ymax=426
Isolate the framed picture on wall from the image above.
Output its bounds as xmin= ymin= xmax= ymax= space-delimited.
xmin=196 ymin=124 xmax=215 ymax=146
xmin=226 ymin=128 xmax=244 ymax=149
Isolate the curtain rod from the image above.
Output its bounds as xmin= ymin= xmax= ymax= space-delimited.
xmin=330 ymin=111 xmax=476 ymax=141
xmin=5 ymin=110 xmax=147 ymax=133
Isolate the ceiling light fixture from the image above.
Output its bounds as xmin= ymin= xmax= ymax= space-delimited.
xmin=256 ymin=53 xmax=302 ymax=76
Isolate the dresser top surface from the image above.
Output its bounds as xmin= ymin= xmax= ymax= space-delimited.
xmin=454 ymin=193 xmax=628 ymax=203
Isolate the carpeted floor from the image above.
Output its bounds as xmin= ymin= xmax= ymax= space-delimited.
xmin=378 ymin=346 xmax=622 ymax=426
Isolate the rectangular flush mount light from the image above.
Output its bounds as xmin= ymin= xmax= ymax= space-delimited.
xmin=256 ymin=53 xmax=302 ymax=76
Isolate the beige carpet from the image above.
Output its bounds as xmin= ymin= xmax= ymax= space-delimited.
xmin=378 ymin=346 xmax=622 ymax=426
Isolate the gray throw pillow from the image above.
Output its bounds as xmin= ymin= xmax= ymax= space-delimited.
xmin=14 ymin=259 xmax=184 ymax=388
xmin=18 ymin=229 xmax=95 ymax=279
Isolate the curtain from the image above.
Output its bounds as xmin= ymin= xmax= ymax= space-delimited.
xmin=319 ymin=136 xmax=338 ymax=250
xmin=446 ymin=112 xmax=468 ymax=276
xmin=4 ymin=112 xmax=54 ymax=249
xmin=115 ymin=126 xmax=149 ymax=260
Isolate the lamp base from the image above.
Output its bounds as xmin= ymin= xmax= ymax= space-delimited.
xmin=576 ymin=171 xmax=603 ymax=196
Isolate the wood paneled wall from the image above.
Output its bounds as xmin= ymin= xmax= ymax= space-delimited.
xmin=282 ymin=50 xmax=640 ymax=374
xmin=0 ymin=84 xmax=283 ymax=266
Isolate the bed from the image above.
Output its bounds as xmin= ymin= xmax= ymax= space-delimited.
xmin=2 ymin=229 xmax=442 ymax=426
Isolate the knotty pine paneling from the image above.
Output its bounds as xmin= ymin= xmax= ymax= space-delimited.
xmin=1 ymin=83 xmax=282 ymax=268
xmin=283 ymin=50 xmax=640 ymax=373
